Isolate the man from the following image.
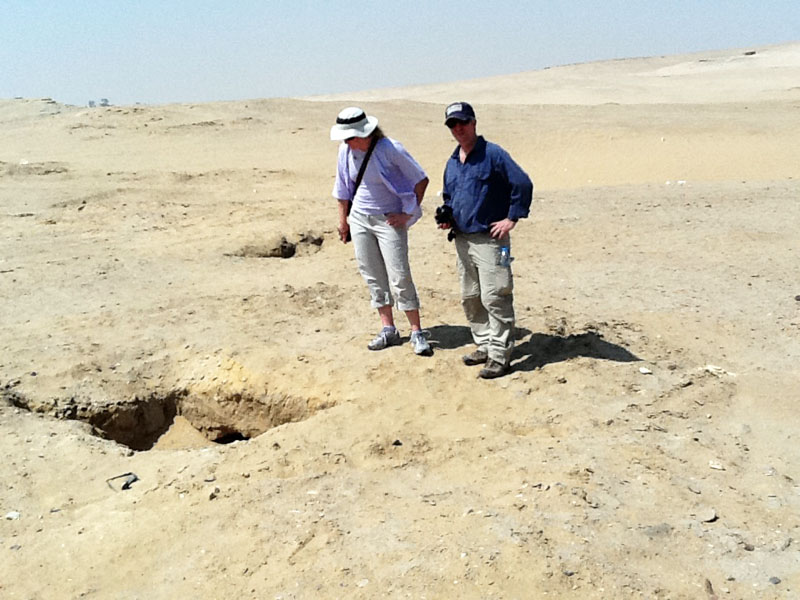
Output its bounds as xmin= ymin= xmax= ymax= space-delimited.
xmin=439 ymin=102 xmax=533 ymax=379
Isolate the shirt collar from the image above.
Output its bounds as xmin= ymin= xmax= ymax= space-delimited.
xmin=450 ymin=135 xmax=486 ymax=161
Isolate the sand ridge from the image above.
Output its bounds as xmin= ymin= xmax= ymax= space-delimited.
xmin=305 ymin=41 xmax=800 ymax=105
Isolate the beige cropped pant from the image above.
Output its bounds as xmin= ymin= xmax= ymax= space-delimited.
xmin=349 ymin=209 xmax=421 ymax=312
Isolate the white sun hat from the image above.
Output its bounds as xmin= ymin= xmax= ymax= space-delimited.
xmin=330 ymin=107 xmax=378 ymax=141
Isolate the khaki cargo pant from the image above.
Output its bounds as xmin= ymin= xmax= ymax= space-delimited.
xmin=454 ymin=232 xmax=515 ymax=365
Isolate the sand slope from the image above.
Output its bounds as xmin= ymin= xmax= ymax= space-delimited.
xmin=307 ymin=42 xmax=800 ymax=105
xmin=1 ymin=44 xmax=799 ymax=599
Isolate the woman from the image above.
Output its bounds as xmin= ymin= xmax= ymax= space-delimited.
xmin=331 ymin=106 xmax=432 ymax=356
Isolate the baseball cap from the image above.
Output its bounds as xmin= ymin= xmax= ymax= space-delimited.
xmin=444 ymin=101 xmax=475 ymax=126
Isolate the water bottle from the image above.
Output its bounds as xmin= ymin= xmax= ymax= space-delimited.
xmin=498 ymin=246 xmax=513 ymax=267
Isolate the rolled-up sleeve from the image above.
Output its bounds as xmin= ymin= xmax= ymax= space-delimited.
xmin=386 ymin=140 xmax=427 ymax=187
xmin=332 ymin=143 xmax=353 ymax=200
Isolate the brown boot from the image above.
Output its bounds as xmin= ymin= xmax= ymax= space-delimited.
xmin=462 ymin=349 xmax=488 ymax=366
xmin=478 ymin=359 xmax=509 ymax=379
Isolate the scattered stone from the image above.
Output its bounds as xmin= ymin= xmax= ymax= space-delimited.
xmin=697 ymin=507 xmax=718 ymax=523
xmin=704 ymin=578 xmax=717 ymax=599
xmin=5 ymin=511 xmax=20 ymax=520
xmin=209 ymin=487 xmax=220 ymax=500
xmin=705 ymin=365 xmax=736 ymax=377
xmin=708 ymin=460 xmax=725 ymax=470
xmin=769 ymin=576 xmax=781 ymax=585
xmin=106 ymin=472 xmax=139 ymax=491
xmin=639 ymin=366 xmax=653 ymax=375
xmin=743 ymin=543 xmax=754 ymax=551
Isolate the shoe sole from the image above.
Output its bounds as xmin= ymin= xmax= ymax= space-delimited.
xmin=463 ymin=359 xmax=487 ymax=366
xmin=368 ymin=338 xmax=402 ymax=351
xmin=478 ymin=370 xmax=508 ymax=379
xmin=478 ymin=364 xmax=510 ymax=379
xmin=462 ymin=355 xmax=488 ymax=366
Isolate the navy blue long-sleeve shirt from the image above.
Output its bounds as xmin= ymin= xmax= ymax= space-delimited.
xmin=442 ymin=136 xmax=533 ymax=234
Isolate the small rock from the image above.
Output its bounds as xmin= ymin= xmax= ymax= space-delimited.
xmin=639 ymin=367 xmax=653 ymax=375
xmin=209 ymin=487 xmax=220 ymax=500
xmin=697 ymin=507 xmax=718 ymax=523
xmin=5 ymin=511 xmax=20 ymax=520
xmin=708 ymin=460 xmax=725 ymax=470
xmin=769 ymin=576 xmax=781 ymax=585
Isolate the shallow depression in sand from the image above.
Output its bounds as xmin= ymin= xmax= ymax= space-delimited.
xmin=5 ymin=382 xmax=331 ymax=451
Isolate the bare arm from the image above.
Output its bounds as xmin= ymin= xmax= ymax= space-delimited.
xmin=386 ymin=176 xmax=429 ymax=227
xmin=337 ymin=199 xmax=350 ymax=243
xmin=414 ymin=176 xmax=429 ymax=205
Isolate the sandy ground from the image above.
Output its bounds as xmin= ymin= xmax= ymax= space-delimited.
xmin=1 ymin=43 xmax=799 ymax=599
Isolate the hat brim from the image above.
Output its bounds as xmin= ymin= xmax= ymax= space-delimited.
xmin=330 ymin=115 xmax=379 ymax=141
xmin=445 ymin=113 xmax=474 ymax=126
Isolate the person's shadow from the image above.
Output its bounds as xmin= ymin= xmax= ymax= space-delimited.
xmin=427 ymin=324 xmax=640 ymax=371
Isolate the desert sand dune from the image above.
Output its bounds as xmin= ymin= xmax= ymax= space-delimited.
xmin=1 ymin=44 xmax=798 ymax=599
xmin=307 ymin=41 xmax=800 ymax=105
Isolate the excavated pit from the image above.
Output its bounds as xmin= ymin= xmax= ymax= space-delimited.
xmin=4 ymin=385 xmax=326 ymax=451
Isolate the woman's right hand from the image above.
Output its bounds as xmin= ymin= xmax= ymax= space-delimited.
xmin=338 ymin=222 xmax=350 ymax=243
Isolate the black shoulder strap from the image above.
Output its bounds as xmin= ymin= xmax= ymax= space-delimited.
xmin=345 ymin=137 xmax=378 ymax=235
xmin=353 ymin=137 xmax=378 ymax=193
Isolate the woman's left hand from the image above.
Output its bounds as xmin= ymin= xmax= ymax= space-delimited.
xmin=385 ymin=212 xmax=411 ymax=228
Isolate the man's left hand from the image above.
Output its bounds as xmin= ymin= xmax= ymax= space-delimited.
xmin=490 ymin=218 xmax=516 ymax=239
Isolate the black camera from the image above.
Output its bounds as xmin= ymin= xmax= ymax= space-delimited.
xmin=435 ymin=204 xmax=458 ymax=241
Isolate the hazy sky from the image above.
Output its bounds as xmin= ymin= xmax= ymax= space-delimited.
xmin=2 ymin=1 xmax=798 ymax=106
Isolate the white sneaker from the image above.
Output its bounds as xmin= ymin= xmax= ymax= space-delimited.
xmin=368 ymin=327 xmax=402 ymax=351
xmin=410 ymin=330 xmax=433 ymax=356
